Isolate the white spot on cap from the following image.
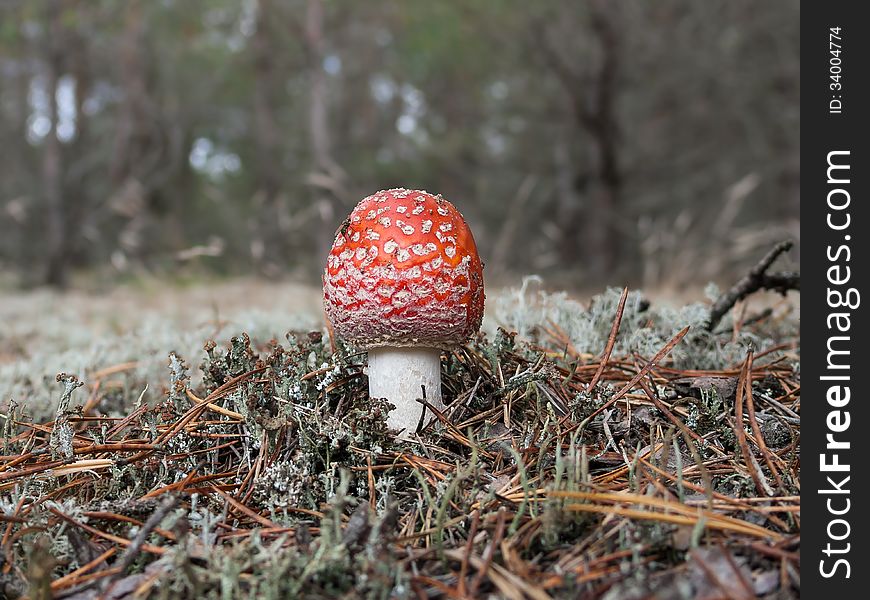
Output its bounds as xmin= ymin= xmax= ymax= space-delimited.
xmin=437 ymin=207 xmax=449 ymax=216
xmin=383 ymin=240 xmax=398 ymax=254
xmin=396 ymin=205 xmax=407 ymax=213
xmin=355 ymin=247 xmax=367 ymax=261
xmin=397 ymin=220 xmax=415 ymax=235
xmin=412 ymin=243 xmax=437 ymax=256
xmin=365 ymin=230 xmax=380 ymax=240
xmin=421 ymin=220 xmax=432 ymax=233
xmin=439 ymin=222 xmax=453 ymax=232
xmin=396 ymin=248 xmax=411 ymax=262
xmin=379 ymin=216 xmax=391 ymax=227
xmin=445 ymin=246 xmax=456 ymax=258
xmin=352 ymin=231 xmax=360 ymax=242
xmin=412 ymin=205 xmax=424 ymax=215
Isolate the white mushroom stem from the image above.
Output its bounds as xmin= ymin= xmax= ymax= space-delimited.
xmin=367 ymin=346 xmax=445 ymax=435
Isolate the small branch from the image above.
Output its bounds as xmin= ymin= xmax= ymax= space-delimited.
xmin=100 ymin=495 xmax=178 ymax=597
xmin=706 ymin=241 xmax=799 ymax=331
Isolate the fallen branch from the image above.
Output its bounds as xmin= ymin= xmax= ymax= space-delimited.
xmin=706 ymin=240 xmax=799 ymax=331
xmin=101 ymin=495 xmax=179 ymax=597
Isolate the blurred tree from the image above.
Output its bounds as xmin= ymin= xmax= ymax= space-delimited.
xmin=528 ymin=0 xmax=625 ymax=275
xmin=41 ymin=0 xmax=67 ymax=287
xmin=249 ymin=0 xmax=285 ymax=273
xmin=0 ymin=0 xmax=799 ymax=288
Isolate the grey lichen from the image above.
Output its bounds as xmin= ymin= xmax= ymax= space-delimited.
xmin=49 ymin=373 xmax=82 ymax=460
xmin=1 ymin=284 xmax=799 ymax=599
xmin=495 ymin=283 xmax=777 ymax=371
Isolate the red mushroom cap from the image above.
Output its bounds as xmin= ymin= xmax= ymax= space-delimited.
xmin=323 ymin=188 xmax=484 ymax=347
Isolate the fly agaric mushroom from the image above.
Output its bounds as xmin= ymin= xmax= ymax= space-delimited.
xmin=323 ymin=188 xmax=484 ymax=435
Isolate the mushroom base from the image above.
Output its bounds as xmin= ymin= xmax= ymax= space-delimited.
xmin=367 ymin=346 xmax=445 ymax=436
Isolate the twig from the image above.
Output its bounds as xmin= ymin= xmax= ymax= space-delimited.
xmin=587 ymin=286 xmax=629 ymax=392
xmin=743 ymin=369 xmax=786 ymax=491
xmin=733 ymin=352 xmax=773 ymax=497
xmin=470 ymin=507 xmax=507 ymax=596
xmin=100 ymin=495 xmax=179 ymax=597
xmin=457 ymin=509 xmax=480 ymax=597
xmin=580 ymin=326 xmax=690 ymax=428
xmin=707 ymin=240 xmax=798 ymax=331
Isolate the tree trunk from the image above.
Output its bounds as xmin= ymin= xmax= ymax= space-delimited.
xmin=43 ymin=0 xmax=68 ymax=288
xmin=250 ymin=0 xmax=285 ymax=273
xmin=580 ymin=0 xmax=623 ymax=275
xmin=534 ymin=2 xmax=623 ymax=276
xmin=63 ymin=16 xmax=94 ymax=269
xmin=109 ymin=0 xmax=157 ymax=269
xmin=305 ymin=0 xmax=342 ymax=268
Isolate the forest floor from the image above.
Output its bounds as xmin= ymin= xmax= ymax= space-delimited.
xmin=0 ymin=276 xmax=799 ymax=599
